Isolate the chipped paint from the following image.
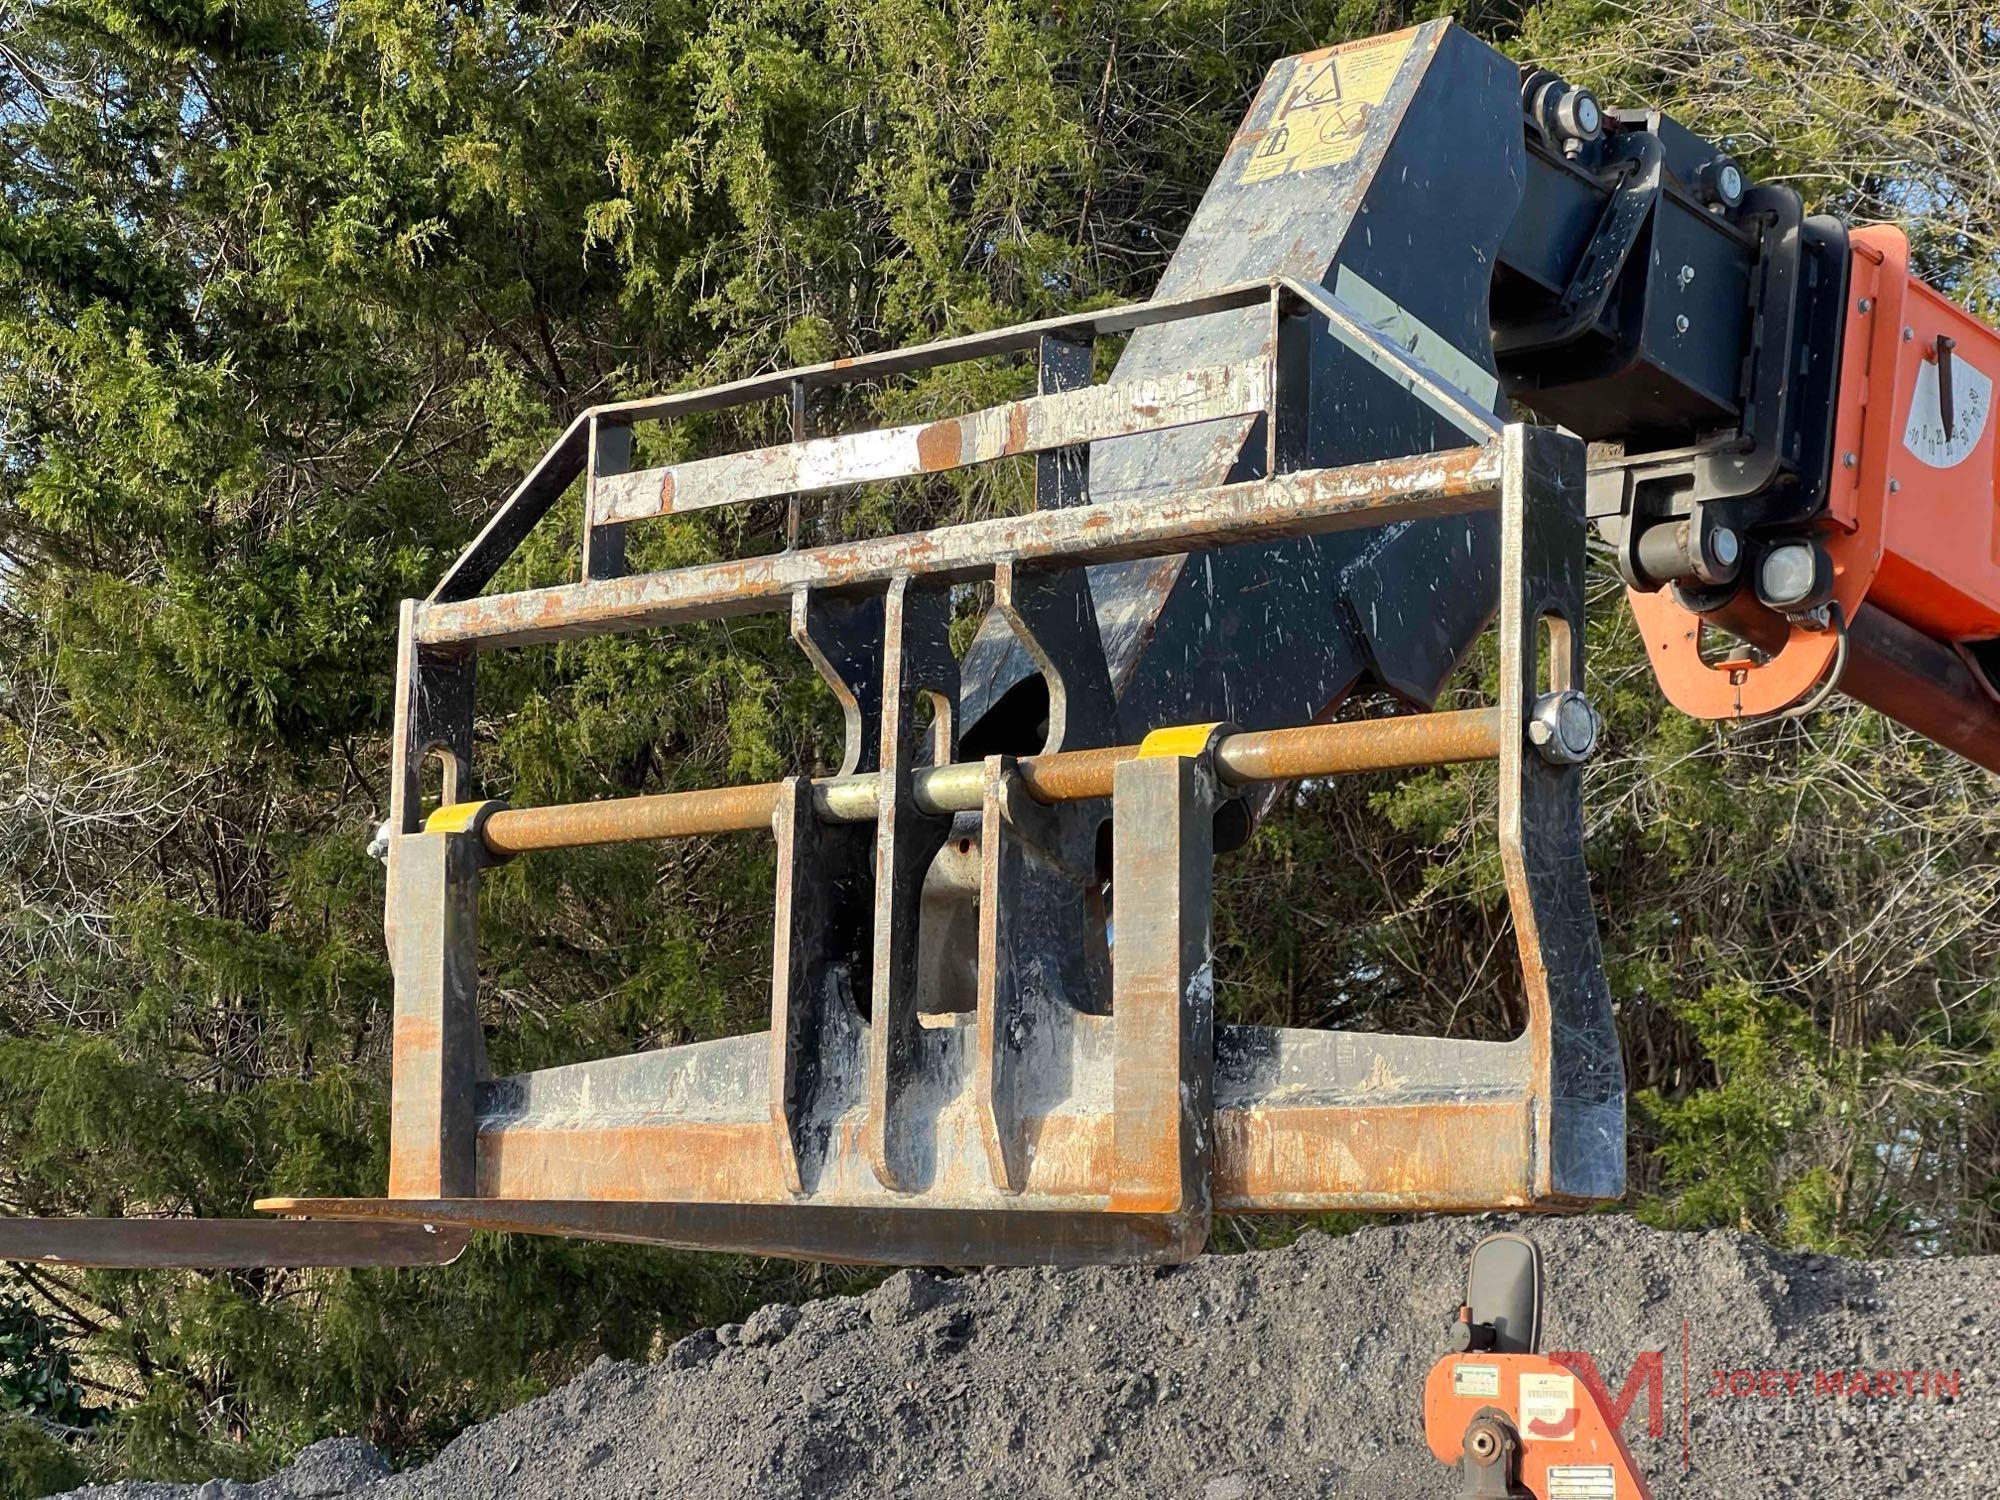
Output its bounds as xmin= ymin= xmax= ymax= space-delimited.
xmin=592 ymin=362 xmax=1268 ymax=524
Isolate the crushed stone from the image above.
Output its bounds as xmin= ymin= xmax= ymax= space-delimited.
xmin=51 ymin=1216 xmax=1998 ymax=1499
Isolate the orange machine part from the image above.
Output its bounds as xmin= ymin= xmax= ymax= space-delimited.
xmin=1851 ymin=231 xmax=2000 ymax=642
xmin=1425 ymin=1351 xmax=1654 ymax=1499
xmin=1634 ymin=224 xmax=2000 ymax=722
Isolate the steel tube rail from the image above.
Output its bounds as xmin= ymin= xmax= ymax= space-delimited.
xmin=481 ymin=782 xmax=787 ymax=854
xmin=476 ymin=709 xmax=1504 ymax=857
xmin=1216 ymin=710 xmax=1504 ymax=783
xmin=417 ymin=444 xmax=1502 ymax=652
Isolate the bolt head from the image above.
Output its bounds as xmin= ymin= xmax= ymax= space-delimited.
xmin=1676 ymin=314 xmax=1690 ymax=334
xmin=1529 ymin=690 xmax=1599 ymax=765
xmin=1698 ymin=157 xmax=1746 ymax=208
xmin=1554 ymin=86 xmax=1603 ymax=143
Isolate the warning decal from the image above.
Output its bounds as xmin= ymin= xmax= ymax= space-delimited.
xmin=1452 ymin=1364 xmax=1501 ymax=1399
xmin=1546 ymin=1465 xmax=1616 ymax=1499
xmin=1519 ymin=1371 xmax=1577 ymax=1438
xmin=1240 ymin=29 xmax=1417 ymax=185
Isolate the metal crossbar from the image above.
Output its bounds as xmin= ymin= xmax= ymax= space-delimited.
xmin=415 ymin=445 xmax=1501 ymax=650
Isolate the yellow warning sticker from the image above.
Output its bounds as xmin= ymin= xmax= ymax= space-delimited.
xmin=1240 ymin=29 xmax=1417 ymax=185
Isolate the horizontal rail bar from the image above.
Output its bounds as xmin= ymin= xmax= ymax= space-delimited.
xmin=429 ymin=283 xmax=1279 ymax=606
xmin=417 ymin=443 xmax=1502 ymax=652
xmin=1217 ymin=710 xmax=1504 ymax=783
xmin=594 ymin=360 xmax=1269 ymax=525
xmin=590 ymin=281 xmax=1279 ymax=426
xmin=476 ymin=709 xmax=1504 ymax=856
xmin=259 ymin=1196 xmax=1194 ymax=1267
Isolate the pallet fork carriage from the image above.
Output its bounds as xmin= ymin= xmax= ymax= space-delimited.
xmin=7 ymin=16 xmax=1998 ymax=1275
xmin=265 ymin=311 xmax=1623 ymax=1263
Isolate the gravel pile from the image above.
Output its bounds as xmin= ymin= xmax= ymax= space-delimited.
xmin=55 ymin=1215 xmax=1996 ymax=1499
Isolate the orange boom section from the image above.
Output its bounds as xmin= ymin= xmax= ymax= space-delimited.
xmin=1634 ymin=225 xmax=2000 ymax=769
xmin=1837 ymin=228 xmax=2000 ymax=641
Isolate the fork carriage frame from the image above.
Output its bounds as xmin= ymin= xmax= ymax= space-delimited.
xmin=264 ymin=280 xmax=1625 ymax=1265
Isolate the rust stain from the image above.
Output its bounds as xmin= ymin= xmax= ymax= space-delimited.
xmin=1214 ymin=1099 xmax=1530 ymax=1210
xmin=386 ymin=1141 xmax=442 ymax=1199
xmin=392 ymin=1016 xmax=442 ymax=1055
xmin=916 ymin=419 xmax=962 ymax=473
xmin=1006 ymin=401 xmax=1029 ymax=454
xmin=658 ymin=469 xmax=676 ymax=513
xmin=478 ymin=1121 xmax=786 ymax=1203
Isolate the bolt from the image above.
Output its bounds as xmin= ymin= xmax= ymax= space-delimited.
xmin=1676 ymin=314 xmax=1690 ymax=334
xmin=1554 ymin=86 xmax=1603 ymax=144
xmin=1696 ymin=157 xmax=1746 ymax=209
xmin=1903 ymin=326 xmax=1915 ymax=341
xmin=1842 ymin=452 xmax=1857 ymax=468
xmin=1678 ymin=264 xmax=1696 ymax=288
xmin=1858 ymin=297 xmax=1874 ymax=314
xmin=1528 ymin=690 xmax=1600 ymax=765
xmin=1889 ymin=478 xmax=1901 ymax=493
xmin=1709 ymin=526 xmax=1741 ymax=569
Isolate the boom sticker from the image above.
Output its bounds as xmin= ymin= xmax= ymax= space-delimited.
xmin=1519 ymin=1371 xmax=1577 ymax=1438
xmin=1903 ymin=352 xmax=1992 ymax=469
xmin=1452 ymin=1363 xmax=1501 ymax=1398
xmin=1239 ymin=30 xmax=1416 ymax=185
xmin=1545 ymin=1466 xmax=1616 ymax=1499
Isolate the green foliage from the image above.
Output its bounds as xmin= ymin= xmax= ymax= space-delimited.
xmin=0 ymin=1301 xmax=90 ymax=1500
xmin=1636 ymin=979 xmax=1832 ymax=1242
xmin=0 ymin=1298 xmax=89 ymax=1429
xmin=0 ymin=1421 xmax=84 ymax=1500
